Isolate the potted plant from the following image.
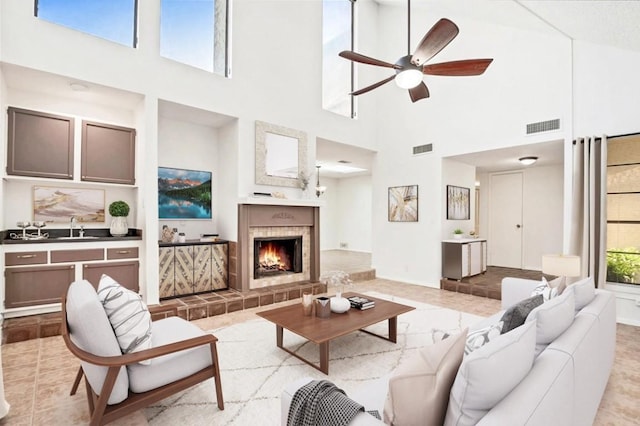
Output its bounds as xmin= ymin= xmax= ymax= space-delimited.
xmin=108 ymin=200 xmax=130 ymax=237
xmin=453 ymin=228 xmax=464 ymax=239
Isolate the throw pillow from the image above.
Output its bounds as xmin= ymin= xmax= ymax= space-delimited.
xmin=444 ymin=320 xmax=537 ymax=426
xmin=569 ymin=276 xmax=596 ymax=311
xmin=531 ymin=277 xmax=564 ymax=301
xmin=525 ymin=288 xmax=575 ymax=356
xmin=464 ymin=322 xmax=503 ymax=355
xmin=500 ymin=294 xmax=543 ymax=334
xmin=548 ymin=276 xmax=567 ymax=295
xmin=97 ymin=274 xmax=152 ymax=364
xmin=383 ymin=328 xmax=468 ymax=426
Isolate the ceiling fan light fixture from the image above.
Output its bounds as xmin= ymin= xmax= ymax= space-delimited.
xmin=395 ymin=69 xmax=423 ymax=89
xmin=519 ymin=156 xmax=538 ymax=166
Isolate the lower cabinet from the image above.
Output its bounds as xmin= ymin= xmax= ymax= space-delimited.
xmin=442 ymin=239 xmax=487 ymax=280
xmin=159 ymin=241 xmax=228 ymax=299
xmin=5 ymin=264 xmax=75 ymax=309
xmin=83 ymin=260 xmax=139 ymax=292
xmin=3 ymin=244 xmax=140 ymax=313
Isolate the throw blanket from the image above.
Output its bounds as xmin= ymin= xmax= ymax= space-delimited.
xmin=287 ymin=380 xmax=380 ymax=426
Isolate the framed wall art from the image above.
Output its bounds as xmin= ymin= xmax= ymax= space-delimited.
xmin=158 ymin=167 xmax=212 ymax=219
xmin=447 ymin=185 xmax=470 ymax=220
xmin=388 ymin=185 xmax=418 ymax=222
xmin=33 ymin=186 xmax=105 ymax=223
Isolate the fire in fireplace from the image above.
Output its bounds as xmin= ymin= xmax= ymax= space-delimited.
xmin=254 ymin=236 xmax=303 ymax=279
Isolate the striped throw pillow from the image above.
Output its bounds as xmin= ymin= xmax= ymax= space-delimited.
xmin=98 ymin=274 xmax=152 ymax=364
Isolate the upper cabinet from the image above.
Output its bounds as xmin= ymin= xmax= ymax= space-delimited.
xmin=81 ymin=121 xmax=136 ymax=185
xmin=6 ymin=107 xmax=74 ymax=179
xmin=5 ymin=107 xmax=136 ymax=186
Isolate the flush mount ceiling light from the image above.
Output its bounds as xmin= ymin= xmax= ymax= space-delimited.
xmin=519 ymin=156 xmax=538 ymax=166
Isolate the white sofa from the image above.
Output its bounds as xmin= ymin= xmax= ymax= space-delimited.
xmin=281 ymin=277 xmax=616 ymax=425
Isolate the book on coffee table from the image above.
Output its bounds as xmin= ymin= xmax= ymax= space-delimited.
xmin=347 ymin=296 xmax=375 ymax=310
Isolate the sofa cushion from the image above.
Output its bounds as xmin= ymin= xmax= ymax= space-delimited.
xmin=98 ymin=274 xmax=152 ymax=363
xmin=127 ymin=317 xmax=213 ymax=393
xmin=464 ymin=322 xmax=503 ymax=355
xmin=526 ymin=288 xmax=575 ymax=356
xmin=500 ymin=294 xmax=543 ymax=334
xmin=383 ymin=328 xmax=468 ymax=426
xmin=569 ymin=276 xmax=596 ymax=311
xmin=66 ymin=280 xmax=129 ymax=405
xmin=531 ymin=277 xmax=565 ymax=301
xmin=444 ymin=320 xmax=536 ymax=426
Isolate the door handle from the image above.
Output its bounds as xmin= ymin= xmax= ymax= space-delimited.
xmin=516 ymin=224 xmax=521 ymax=228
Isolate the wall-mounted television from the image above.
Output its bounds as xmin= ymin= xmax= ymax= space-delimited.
xmin=158 ymin=167 xmax=212 ymax=219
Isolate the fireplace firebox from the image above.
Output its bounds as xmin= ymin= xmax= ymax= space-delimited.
xmin=254 ymin=236 xmax=303 ymax=279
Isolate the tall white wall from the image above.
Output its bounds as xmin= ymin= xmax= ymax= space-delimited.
xmin=369 ymin=5 xmax=572 ymax=288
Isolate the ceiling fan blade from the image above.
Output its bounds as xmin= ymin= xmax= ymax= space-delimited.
xmin=408 ymin=82 xmax=430 ymax=103
xmin=339 ymin=51 xmax=400 ymax=69
xmin=351 ymin=75 xmax=396 ymax=96
xmin=423 ymin=59 xmax=493 ymax=76
xmin=411 ymin=18 xmax=459 ymax=66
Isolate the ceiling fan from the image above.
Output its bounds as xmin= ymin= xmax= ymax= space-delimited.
xmin=339 ymin=0 xmax=493 ymax=103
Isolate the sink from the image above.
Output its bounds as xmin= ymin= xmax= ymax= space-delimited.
xmin=56 ymin=236 xmax=100 ymax=240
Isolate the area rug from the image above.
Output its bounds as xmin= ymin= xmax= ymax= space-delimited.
xmin=145 ymin=292 xmax=485 ymax=425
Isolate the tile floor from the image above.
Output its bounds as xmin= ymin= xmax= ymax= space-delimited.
xmin=1 ymin=251 xmax=638 ymax=425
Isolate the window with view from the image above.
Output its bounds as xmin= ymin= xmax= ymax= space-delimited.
xmin=35 ymin=0 xmax=138 ymax=47
xmin=606 ymin=134 xmax=640 ymax=285
xmin=323 ymin=0 xmax=355 ymax=118
xmin=160 ymin=0 xmax=230 ymax=76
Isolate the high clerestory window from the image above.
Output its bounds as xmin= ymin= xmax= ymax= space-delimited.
xmin=606 ymin=134 xmax=640 ymax=285
xmin=35 ymin=0 xmax=138 ymax=47
xmin=160 ymin=0 xmax=230 ymax=76
xmin=323 ymin=0 xmax=356 ymax=118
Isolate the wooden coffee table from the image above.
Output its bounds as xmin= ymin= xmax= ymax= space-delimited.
xmin=256 ymin=292 xmax=415 ymax=374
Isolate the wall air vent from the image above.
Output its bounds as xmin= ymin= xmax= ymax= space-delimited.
xmin=413 ymin=143 xmax=433 ymax=155
xmin=526 ymin=119 xmax=560 ymax=135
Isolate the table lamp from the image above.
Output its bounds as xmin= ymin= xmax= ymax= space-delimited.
xmin=542 ymin=254 xmax=581 ymax=286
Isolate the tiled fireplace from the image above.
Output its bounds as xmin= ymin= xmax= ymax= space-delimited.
xmin=235 ymin=203 xmax=320 ymax=292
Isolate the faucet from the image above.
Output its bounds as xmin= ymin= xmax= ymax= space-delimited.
xmin=70 ymin=216 xmax=76 ymax=237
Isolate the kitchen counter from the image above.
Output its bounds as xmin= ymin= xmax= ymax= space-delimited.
xmin=1 ymin=228 xmax=143 ymax=244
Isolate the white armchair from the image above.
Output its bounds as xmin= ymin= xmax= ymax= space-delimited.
xmin=62 ymin=280 xmax=223 ymax=426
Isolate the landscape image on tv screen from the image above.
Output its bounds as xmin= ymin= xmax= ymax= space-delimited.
xmin=158 ymin=167 xmax=212 ymax=219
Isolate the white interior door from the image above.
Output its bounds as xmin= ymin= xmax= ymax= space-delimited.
xmin=489 ymin=172 xmax=523 ymax=268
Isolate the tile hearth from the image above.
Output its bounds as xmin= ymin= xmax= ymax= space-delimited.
xmin=1 ymin=282 xmax=328 ymax=345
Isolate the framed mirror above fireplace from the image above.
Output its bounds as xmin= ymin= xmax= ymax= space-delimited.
xmin=255 ymin=120 xmax=308 ymax=187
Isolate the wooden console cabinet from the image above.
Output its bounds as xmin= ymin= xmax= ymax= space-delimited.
xmin=159 ymin=240 xmax=228 ymax=299
xmin=442 ymin=239 xmax=487 ymax=280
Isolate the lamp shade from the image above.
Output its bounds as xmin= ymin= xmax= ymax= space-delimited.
xmin=542 ymin=254 xmax=581 ymax=277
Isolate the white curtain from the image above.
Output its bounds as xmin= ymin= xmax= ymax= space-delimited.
xmin=569 ymin=136 xmax=608 ymax=288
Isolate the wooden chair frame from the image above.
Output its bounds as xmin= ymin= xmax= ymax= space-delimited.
xmin=61 ymin=295 xmax=224 ymax=426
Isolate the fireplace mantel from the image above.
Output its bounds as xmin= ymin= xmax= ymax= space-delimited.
xmin=235 ymin=203 xmax=320 ymax=292
xmin=238 ymin=197 xmax=325 ymax=207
